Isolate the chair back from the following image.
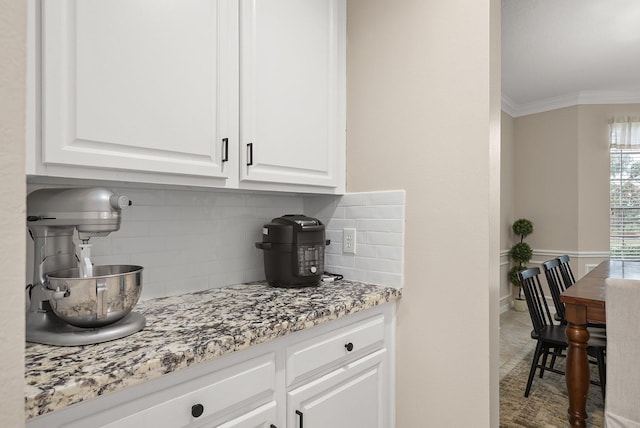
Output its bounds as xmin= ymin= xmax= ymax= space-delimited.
xmin=558 ymin=255 xmax=576 ymax=289
xmin=519 ymin=267 xmax=555 ymax=334
xmin=542 ymin=258 xmax=566 ymax=323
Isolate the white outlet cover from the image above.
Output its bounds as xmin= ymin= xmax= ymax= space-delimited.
xmin=343 ymin=228 xmax=356 ymax=254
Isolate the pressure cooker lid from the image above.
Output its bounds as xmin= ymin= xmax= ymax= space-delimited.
xmin=261 ymin=214 xmax=325 ymax=244
xmin=272 ymin=214 xmax=321 ymax=228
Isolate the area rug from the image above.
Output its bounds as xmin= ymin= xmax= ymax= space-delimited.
xmin=500 ymin=350 xmax=604 ymax=427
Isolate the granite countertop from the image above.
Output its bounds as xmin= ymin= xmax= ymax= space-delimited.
xmin=25 ymin=280 xmax=401 ymax=419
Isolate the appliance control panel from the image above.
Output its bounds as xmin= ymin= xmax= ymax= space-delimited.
xmin=297 ymin=246 xmax=324 ymax=276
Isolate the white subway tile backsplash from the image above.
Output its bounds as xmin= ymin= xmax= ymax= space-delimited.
xmin=111 ymin=236 xmax=167 ymax=255
xmin=325 ymin=231 xmax=342 ymax=249
xmin=366 ymin=231 xmax=404 ymax=247
xmin=365 ymin=271 xmax=402 ymax=288
xmin=303 ymin=195 xmax=339 ymax=222
xmin=131 ymin=251 xmax=183 ymax=268
xmin=335 ymin=267 xmax=367 ymax=282
xmin=27 ymin=184 xmax=404 ymax=298
xmin=375 ymin=245 xmax=403 ymax=261
xmin=215 ymin=193 xmax=250 ymax=207
xmin=327 ymin=218 xmax=357 ymax=230
xmin=356 ymin=219 xmax=403 ymax=233
xmin=325 ymin=254 xmax=356 ymax=269
xmin=126 ymin=205 xmax=179 ymax=221
xmin=355 ymin=257 xmax=402 ymax=274
xmin=316 ymin=190 xmax=405 ymax=288
xmin=352 ymin=243 xmax=377 ymax=258
xmin=337 ymin=193 xmax=367 ymax=207
xmin=366 ymin=191 xmax=405 ymax=205
xmin=344 ymin=206 xmax=378 ymax=219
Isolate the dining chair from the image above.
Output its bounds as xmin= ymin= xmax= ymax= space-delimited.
xmin=547 ymin=256 xmax=607 ymax=330
xmin=519 ymin=267 xmax=606 ymax=398
xmin=542 ymin=258 xmax=607 ymax=339
xmin=558 ymin=254 xmax=576 ymax=288
xmin=541 ymin=258 xmax=567 ymax=323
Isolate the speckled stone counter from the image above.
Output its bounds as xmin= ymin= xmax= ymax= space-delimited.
xmin=25 ymin=280 xmax=401 ymax=419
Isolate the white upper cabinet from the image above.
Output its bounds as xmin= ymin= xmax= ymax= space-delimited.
xmin=37 ymin=0 xmax=239 ymax=186
xmin=239 ymin=0 xmax=345 ymax=192
xmin=30 ymin=0 xmax=345 ymax=193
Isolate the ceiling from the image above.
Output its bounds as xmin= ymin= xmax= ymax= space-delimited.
xmin=501 ymin=0 xmax=640 ymax=117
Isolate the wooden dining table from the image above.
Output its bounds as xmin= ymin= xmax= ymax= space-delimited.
xmin=560 ymin=260 xmax=640 ymax=427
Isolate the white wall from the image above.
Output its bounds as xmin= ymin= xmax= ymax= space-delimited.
xmin=346 ymin=0 xmax=500 ymax=426
xmin=0 ymin=0 xmax=27 ymax=426
xmin=501 ymin=111 xmax=516 ymax=310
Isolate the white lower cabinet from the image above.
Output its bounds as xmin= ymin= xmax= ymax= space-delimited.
xmin=26 ymin=305 xmax=394 ymax=428
xmin=287 ymin=350 xmax=386 ymax=428
xmin=214 ymin=401 xmax=277 ymax=428
xmin=61 ymin=353 xmax=278 ymax=428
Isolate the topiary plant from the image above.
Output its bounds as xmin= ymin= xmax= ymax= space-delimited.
xmin=509 ymin=218 xmax=534 ymax=300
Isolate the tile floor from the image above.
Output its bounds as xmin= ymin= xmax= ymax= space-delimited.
xmin=500 ymin=308 xmax=536 ymax=380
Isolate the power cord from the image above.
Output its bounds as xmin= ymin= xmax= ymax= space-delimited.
xmin=321 ymin=271 xmax=343 ymax=282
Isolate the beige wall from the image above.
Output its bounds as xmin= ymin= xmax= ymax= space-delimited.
xmin=511 ymin=104 xmax=640 ymax=278
xmin=347 ymin=1 xmax=500 ymax=426
xmin=577 ymin=104 xmax=640 ymax=251
xmin=514 ymin=106 xmax=580 ymax=251
xmin=0 ymin=0 xmax=27 ymax=426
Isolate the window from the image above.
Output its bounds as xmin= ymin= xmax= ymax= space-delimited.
xmin=610 ymin=119 xmax=640 ymax=260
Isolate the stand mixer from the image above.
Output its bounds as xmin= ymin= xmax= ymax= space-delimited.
xmin=26 ymin=187 xmax=146 ymax=346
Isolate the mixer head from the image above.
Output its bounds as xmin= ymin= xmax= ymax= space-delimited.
xmin=27 ymin=187 xmax=131 ymax=239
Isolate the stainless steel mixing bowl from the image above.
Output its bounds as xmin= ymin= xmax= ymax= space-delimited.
xmin=45 ymin=265 xmax=143 ymax=328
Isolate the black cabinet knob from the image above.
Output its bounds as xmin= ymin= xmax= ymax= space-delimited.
xmin=191 ymin=403 xmax=204 ymax=418
xmin=345 ymin=342 xmax=354 ymax=352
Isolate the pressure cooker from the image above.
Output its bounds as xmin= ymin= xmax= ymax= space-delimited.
xmin=255 ymin=215 xmax=330 ymax=287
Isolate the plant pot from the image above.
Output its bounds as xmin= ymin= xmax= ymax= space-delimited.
xmin=513 ymin=298 xmax=527 ymax=312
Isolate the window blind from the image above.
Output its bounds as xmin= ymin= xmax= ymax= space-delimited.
xmin=610 ymin=149 xmax=640 ymax=260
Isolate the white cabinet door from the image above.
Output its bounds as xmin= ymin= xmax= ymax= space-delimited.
xmin=287 ymin=349 xmax=386 ymax=428
xmin=41 ymin=0 xmax=238 ymax=183
xmin=239 ymin=0 xmax=345 ymax=190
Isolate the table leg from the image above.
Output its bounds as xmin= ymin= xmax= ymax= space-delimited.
xmin=564 ymin=304 xmax=590 ymax=428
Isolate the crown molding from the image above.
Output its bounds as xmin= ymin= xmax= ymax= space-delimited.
xmin=502 ymin=90 xmax=640 ymax=118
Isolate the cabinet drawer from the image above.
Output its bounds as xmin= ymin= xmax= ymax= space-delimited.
xmin=286 ymin=314 xmax=385 ymax=386
xmin=63 ymin=353 xmax=276 ymax=428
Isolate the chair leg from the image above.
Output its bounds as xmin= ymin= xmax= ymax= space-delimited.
xmin=525 ymin=341 xmax=544 ymax=397
xmin=540 ymin=347 xmax=550 ymax=378
xmin=596 ymin=349 xmax=606 ymax=400
xmin=549 ymin=346 xmax=563 ymax=369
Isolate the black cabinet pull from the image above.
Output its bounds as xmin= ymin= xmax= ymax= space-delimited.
xmin=222 ymin=138 xmax=229 ymax=162
xmin=345 ymin=342 xmax=354 ymax=352
xmin=270 ymin=425 xmax=277 ymax=428
xmin=247 ymin=143 xmax=253 ymax=166
xmin=191 ymin=403 xmax=204 ymax=418
xmin=296 ymin=410 xmax=304 ymax=428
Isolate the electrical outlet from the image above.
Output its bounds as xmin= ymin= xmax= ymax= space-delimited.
xmin=343 ymin=228 xmax=356 ymax=254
